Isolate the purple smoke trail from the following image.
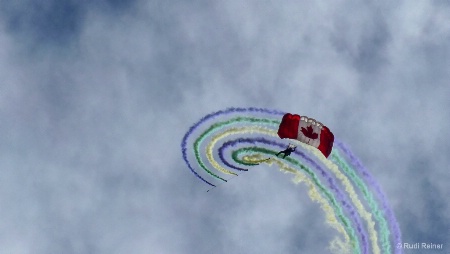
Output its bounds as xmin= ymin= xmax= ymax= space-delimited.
xmin=218 ymin=137 xmax=369 ymax=254
xmin=181 ymin=108 xmax=284 ymax=187
xmin=335 ymin=140 xmax=402 ymax=254
xmin=218 ymin=142 xmax=249 ymax=171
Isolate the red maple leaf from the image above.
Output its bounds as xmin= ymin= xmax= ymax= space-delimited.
xmin=301 ymin=126 xmax=318 ymax=139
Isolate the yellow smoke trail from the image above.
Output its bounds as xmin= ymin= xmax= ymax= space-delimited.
xmin=207 ymin=126 xmax=380 ymax=254
xmin=206 ymin=126 xmax=276 ymax=176
xmin=242 ymin=155 xmax=270 ymax=164
xmin=243 ymin=154 xmax=351 ymax=254
xmin=299 ymin=145 xmax=380 ymax=254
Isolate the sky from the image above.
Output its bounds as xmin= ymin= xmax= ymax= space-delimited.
xmin=1 ymin=0 xmax=449 ymax=253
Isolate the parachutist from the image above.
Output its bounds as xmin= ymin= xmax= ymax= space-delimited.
xmin=277 ymin=113 xmax=334 ymax=158
xmin=276 ymin=144 xmax=297 ymax=158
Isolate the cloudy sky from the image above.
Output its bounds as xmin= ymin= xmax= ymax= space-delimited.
xmin=1 ymin=1 xmax=449 ymax=253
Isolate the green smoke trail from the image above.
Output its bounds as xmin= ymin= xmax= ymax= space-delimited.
xmin=193 ymin=116 xmax=279 ymax=181
xmin=232 ymin=147 xmax=360 ymax=254
xmin=331 ymin=152 xmax=391 ymax=254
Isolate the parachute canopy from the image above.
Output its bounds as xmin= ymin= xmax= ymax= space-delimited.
xmin=277 ymin=113 xmax=334 ymax=158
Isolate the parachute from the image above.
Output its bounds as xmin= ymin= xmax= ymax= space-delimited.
xmin=277 ymin=113 xmax=334 ymax=158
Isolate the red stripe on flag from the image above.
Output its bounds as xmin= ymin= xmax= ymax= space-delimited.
xmin=318 ymin=126 xmax=334 ymax=158
xmin=277 ymin=113 xmax=301 ymax=140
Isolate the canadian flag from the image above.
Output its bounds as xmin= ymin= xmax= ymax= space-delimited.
xmin=277 ymin=113 xmax=334 ymax=158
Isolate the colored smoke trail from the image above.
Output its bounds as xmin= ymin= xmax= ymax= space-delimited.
xmin=181 ymin=107 xmax=284 ymax=187
xmin=243 ymin=153 xmax=352 ymax=254
xmin=331 ymin=151 xmax=391 ymax=254
xmin=221 ymin=138 xmax=366 ymax=254
xmin=194 ymin=117 xmax=280 ymax=181
xmin=335 ymin=141 xmax=403 ymax=254
xmin=181 ymin=107 xmax=401 ymax=254
xmin=204 ymin=125 xmax=372 ymax=253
